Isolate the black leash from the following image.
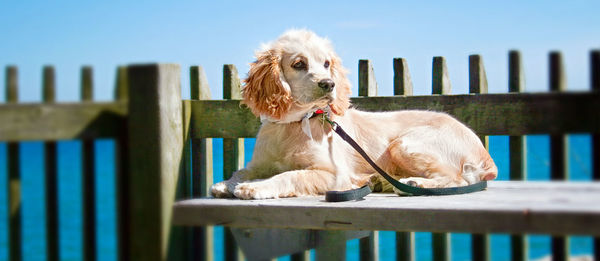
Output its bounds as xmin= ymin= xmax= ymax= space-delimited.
xmin=323 ymin=117 xmax=487 ymax=202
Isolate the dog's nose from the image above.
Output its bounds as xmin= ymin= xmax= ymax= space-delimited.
xmin=318 ymin=79 xmax=335 ymax=92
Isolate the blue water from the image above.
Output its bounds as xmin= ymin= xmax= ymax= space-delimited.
xmin=0 ymin=135 xmax=594 ymax=260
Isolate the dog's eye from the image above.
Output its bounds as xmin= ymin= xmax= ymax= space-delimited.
xmin=292 ymin=61 xmax=306 ymax=70
xmin=324 ymin=61 xmax=330 ymax=68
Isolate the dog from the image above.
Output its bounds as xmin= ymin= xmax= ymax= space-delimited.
xmin=210 ymin=29 xmax=497 ymax=199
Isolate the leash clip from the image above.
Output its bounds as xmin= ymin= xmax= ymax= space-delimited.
xmin=314 ymin=107 xmax=337 ymax=130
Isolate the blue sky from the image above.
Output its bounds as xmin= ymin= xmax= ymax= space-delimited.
xmin=1 ymin=1 xmax=599 ymax=102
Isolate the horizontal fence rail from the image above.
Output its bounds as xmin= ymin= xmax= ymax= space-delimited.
xmin=183 ymin=92 xmax=600 ymax=138
xmin=0 ymin=102 xmax=126 ymax=141
xmin=3 ymin=91 xmax=598 ymax=142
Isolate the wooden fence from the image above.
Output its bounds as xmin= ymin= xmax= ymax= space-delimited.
xmin=1 ymin=49 xmax=599 ymax=261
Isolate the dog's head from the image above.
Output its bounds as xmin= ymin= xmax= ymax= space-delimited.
xmin=243 ymin=29 xmax=351 ymax=122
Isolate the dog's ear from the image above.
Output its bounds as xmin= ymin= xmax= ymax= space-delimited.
xmin=242 ymin=50 xmax=293 ymax=120
xmin=329 ymin=54 xmax=352 ymax=116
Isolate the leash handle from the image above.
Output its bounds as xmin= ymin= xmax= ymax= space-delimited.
xmin=327 ymin=120 xmax=487 ymax=199
xmin=325 ymin=185 xmax=372 ymax=202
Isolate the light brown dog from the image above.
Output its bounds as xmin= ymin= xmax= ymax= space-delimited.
xmin=211 ymin=29 xmax=497 ymax=199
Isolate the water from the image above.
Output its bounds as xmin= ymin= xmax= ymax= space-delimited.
xmin=0 ymin=135 xmax=594 ymax=260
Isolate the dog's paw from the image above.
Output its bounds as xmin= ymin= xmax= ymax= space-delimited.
xmin=211 ymin=182 xmax=233 ymax=198
xmin=398 ymin=177 xmax=424 ymax=188
xmin=234 ymin=183 xmax=278 ymax=200
xmin=393 ymin=177 xmax=425 ymax=196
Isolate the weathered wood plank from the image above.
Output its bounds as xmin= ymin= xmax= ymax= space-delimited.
xmin=6 ymin=66 xmax=21 ymax=261
xmin=127 ymin=64 xmax=183 ymax=260
xmin=187 ymin=99 xmax=259 ymax=138
xmin=81 ymin=66 xmax=96 ymax=261
xmin=432 ymin=57 xmax=451 ymax=94
xmin=359 ymin=60 xmax=377 ymax=96
xmin=393 ymin=58 xmax=414 ymax=261
xmin=43 ymin=66 xmax=59 ymax=261
xmin=432 ymin=58 xmax=451 ymax=261
xmin=173 ymin=181 xmax=600 ymax=235
xmin=115 ymin=66 xmax=128 ymax=101
xmin=469 ymin=55 xmax=489 ymax=95
xmin=469 ymin=54 xmax=489 ymax=261
xmin=358 ymin=61 xmax=379 ymax=261
xmin=549 ymin=51 xmax=569 ymax=261
xmin=508 ymin=50 xmax=528 ymax=261
xmin=508 ymin=50 xmax=527 ymax=180
xmin=393 ymin=58 xmax=413 ymax=96
xmin=351 ymin=92 xmax=600 ymax=135
xmin=191 ymin=66 xmax=214 ymax=199
xmin=591 ymin=49 xmax=600 ymax=261
xmin=222 ymin=64 xmax=245 ymax=261
xmin=114 ymin=66 xmax=130 ymax=261
xmin=185 ymin=92 xmax=600 ymax=138
xmin=190 ymin=65 xmax=214 ymax=261
xmin=0 ymin=102 xmax=127 ymax=141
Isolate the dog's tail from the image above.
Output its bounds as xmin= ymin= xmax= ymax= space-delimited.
xmin=461 ymin=152 xmax=498 ymax=184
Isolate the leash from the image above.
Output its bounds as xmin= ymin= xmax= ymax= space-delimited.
xmin=316 ymin=111 xmax=487 ymax=202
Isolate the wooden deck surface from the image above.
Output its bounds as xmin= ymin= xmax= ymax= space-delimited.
xmin=173 ymin=181 xmax=600 ymax=236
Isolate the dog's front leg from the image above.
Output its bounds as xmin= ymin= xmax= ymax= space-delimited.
xmin=234 ymin=169 xmax=337 ymax=200
xmin=210 ymin=169 xmax=251 ymax=198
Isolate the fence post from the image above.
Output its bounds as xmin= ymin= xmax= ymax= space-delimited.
xmin=357 ymin=59 xmax=380 ymax=261
xmin=469 ymin=55 xmax=490 ymax=261
xmin=394 ymin=58 xmax=415 ymax=261
xmin=508 ymin=50 xmax=528 ymax=261
xmin=549 ymin=52 xmax=569 ymax=261
xmin=223 ymin=64 xmax=245 ymax=261
xmin=115 ymin=66 xmax=130 ymax=261
xmin=43 ymin=65 xmax=59 ymax=261
xmin=590 ymin=49 xmax=600 ymax=261
xmin=6 ymin=66 xmax=21 ymax=261
xmin=81 ymin=66 xmax=97 ymax=261
xmin=432 ymin=56 xmax=451 ymax=261
xmin=191 ymin=65 xmax=215 ymax=261
xmin=127 ymin=64 xmax=183 ymax=260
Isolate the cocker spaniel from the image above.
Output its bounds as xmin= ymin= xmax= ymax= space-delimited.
xmin=211 ymin=29 xmax=497 ymax=199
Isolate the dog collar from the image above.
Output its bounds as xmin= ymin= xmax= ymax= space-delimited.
xmin=259 ymin=106 xmax=331 ymax=140
xmin=300 ymin=106 xmax=331 ymax=141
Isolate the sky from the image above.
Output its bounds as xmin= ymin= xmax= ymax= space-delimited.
xmin=1 ymin=1 xmax=599 ymax=102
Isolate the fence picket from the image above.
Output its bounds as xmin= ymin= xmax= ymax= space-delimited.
xmin=6 ymin=66 xmax=21 ymax=261
xmin=393 ymin=58 xmax=415 ymax=261
xmin=359 ymin=59 xmax=378 ymax=96
xmin=43 ymin=66 xmax=59 ymax=261
xmin=114 ymin=66 xmax=130 ymax=261
xmin=508 ymin=50 xmax=528 ymax=261
xmin=432 ymin=57 xmax=451 ymax=261
xmin=223 ymin=64 xmax=245 ymax=261
xmin=549 ymin=51 xmax=569 ymax=261
xmin=358 ymin=60 xmax=379 ymax=261
xmin=191 ymin=66 xmax=214 ymax=261
xmin=469 ymin=55 xmax=490 ymax=261
xmin=81 ymin=66 xmax=96 ymax=261
xmin=590 ymin=49 xmax=600 ymax=261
